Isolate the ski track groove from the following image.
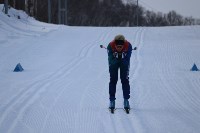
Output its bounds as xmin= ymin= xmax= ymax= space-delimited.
xmin=39 ymin=82 xmax=72 ymax=133
xmin=73 ymin=29 xmax=114 ymax=132
xmin=86 ymin=28 xmax=114 ymax=57
xmin=157 ymin=73 xmax=199 ymax=128
xmin=150 ymin=29 xmax=200 ymax=131
xmin=129 ymin=27 xmax=146 ymax=107
xmin=162 ymin=38 xmax=196 ymax=110
xmin=1 ymin=16 xmax=148 ymax=133
xmin=8 ymin=60 xmax=83 ymax=132
xmin=129 ymin=27 xmax=144 ymax=82
xmin=0 ymin=56 xmax=84 ymax=132
xmin=118 ymin=27 xmax=148 ymax=133
xmin=56 ymin=28 xmax=113 ymax=133
xmin=27 ymin=58 xmax=85 ymax=132
xmin=79 ymin=28 xmax=113 ymax=58
xmin=6 ymin=82 xmax=51 ymax=133
xmin=38 ymin=28 xmax=112 ymax=132
xmin=0 ymin=57 xmax=80 ymax=119
xmin=78 ymin=29 xmax=105 ymax=58
xmin=0 ymin=80 xmax=43 ymax=128
xmin=130 ymin=28 xmax=146 ymax=132
xmin=153 ymin=29 xmax=188 ymax=112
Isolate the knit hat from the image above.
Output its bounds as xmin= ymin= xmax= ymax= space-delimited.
xmin=114 ymin=34 xmax=125 ymax=45
xmin=114 ymin=34 xmax=125 ymax=41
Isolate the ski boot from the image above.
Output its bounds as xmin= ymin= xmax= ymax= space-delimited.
xmin=124 ymin=99 xmax=130 ymax=114
xmin=109 ymin=100 xmax=115 ymax=114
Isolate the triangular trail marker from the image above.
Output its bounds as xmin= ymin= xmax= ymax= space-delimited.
xmin=13 ymin=63 xmax=24 ymax=72
xmin=190 ymin=63 xmax=199 ymax=71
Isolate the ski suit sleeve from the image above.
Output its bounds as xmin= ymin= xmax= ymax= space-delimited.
xmin=126 ymin=43 xmax=132 ymax=59
xmin=107 ymin=44 xmax=117 ymax=66
xmin=123 ymin=43 xmax=132 ymax=63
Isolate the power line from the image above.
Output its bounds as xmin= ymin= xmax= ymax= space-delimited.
xmin=139 ymin=0 xmax=159 ymax=12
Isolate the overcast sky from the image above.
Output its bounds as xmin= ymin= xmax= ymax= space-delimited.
xmin=130 ymin=0 xmax=200 ymax=18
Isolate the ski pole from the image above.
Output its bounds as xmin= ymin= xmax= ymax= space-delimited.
xmin=100 ymin=45 xmax=107 ymax=49
xmin=100 ymin=45 xmax=137 ymax=51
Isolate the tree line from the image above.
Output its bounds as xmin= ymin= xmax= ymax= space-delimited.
xmin=1 ymin=0 xmax=200 ymax=26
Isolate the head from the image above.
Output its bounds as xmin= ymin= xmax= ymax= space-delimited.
xmin=114 ymin=34 xmax=125 ymax=52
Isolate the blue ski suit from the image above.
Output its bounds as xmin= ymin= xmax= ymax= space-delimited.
xmin=107 ymin=40 xmax=132 ymax=101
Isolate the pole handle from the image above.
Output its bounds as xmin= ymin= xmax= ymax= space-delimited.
xmin=100 ymin=45 xmax=107 ymax=49
xmin=100 ymin=45 xmax=137 ymax=51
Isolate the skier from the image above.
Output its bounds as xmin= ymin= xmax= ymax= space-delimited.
xmin=107 ymin=34 xmax=132 ymax=113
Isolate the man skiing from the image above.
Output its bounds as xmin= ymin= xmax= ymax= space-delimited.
xmin=107 ymin=34 xmax=132 ymax=113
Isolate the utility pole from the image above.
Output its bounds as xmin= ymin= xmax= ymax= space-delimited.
xmin=48 ymin=0 xmax=51 ymax=23
xmin=58 ymin=0 xmax=61 ymax=24
xmin=65 ymin=0 xmax=67 ymax=25
xmin=136 ymin=0 xmax=139 ymax=26
xmin=58 ymin=0 xmax=67 ymax=25
xmin=4 ymin=0 xmax=8 ymax=14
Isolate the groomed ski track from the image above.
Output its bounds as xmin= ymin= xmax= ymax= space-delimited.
xmin=1 ymin=7 xmax=200 ymax=133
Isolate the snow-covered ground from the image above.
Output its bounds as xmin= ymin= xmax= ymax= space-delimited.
xmin=1 ymin=5 xmax=200 ymax=133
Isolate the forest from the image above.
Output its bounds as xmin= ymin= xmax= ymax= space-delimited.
xmin=1 ymin=0 xmax=200 ymax=26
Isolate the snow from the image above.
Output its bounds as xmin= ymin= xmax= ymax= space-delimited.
xmin=1 ymin=4 xmax=200 ymax=133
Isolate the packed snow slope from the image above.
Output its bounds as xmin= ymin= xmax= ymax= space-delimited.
xmin=1 ymin=5 xmax=200 ymax=133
